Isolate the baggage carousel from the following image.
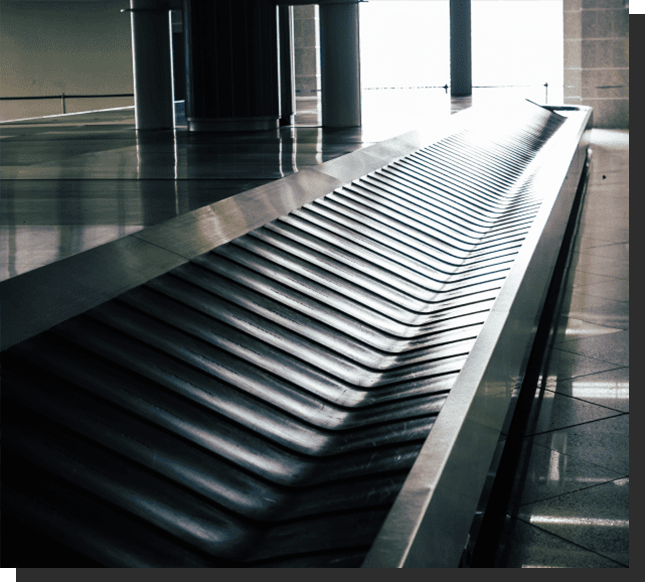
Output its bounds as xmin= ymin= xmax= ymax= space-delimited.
xmin=1 ymin=101 xmax=592 ymax=567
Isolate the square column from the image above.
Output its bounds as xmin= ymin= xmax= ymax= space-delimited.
xmin=450 ymin=0 xmax=472 ymax=97
xmin=319 ymin=2 xmax=361 ymax=128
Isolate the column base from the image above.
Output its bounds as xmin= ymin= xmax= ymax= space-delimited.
xmin=187 ymin=116 xmax=279 ymax=132
xmin=279 ymin=114 xmax=295 ymax=127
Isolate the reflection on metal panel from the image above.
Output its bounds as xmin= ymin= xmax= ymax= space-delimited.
xmin=2 ymin=102 xmax=589 ymax=567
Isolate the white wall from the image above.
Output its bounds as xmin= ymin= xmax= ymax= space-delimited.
xmin=0 ymin=0 xmax=133 ymax=121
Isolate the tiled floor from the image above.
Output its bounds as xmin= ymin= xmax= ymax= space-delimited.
xmin=493 ymin=129 xmax=629 ymax=568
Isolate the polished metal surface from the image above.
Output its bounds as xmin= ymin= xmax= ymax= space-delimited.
xmin=3 ymin=101 xmax=591 ymax=567
xmin=363 ymin=105 xmax=593 ymax=568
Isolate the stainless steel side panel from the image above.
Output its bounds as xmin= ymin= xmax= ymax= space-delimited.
xmin=362 ymin=106 xmax=592 ymax=568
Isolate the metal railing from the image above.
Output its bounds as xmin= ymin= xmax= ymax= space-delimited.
xmin=0 ymin=93 xmax=134 ymax=114
xmin=1 ymin=84 xmax=551 ymax=117
xmin=363 ymin=82 xmax=550 ymax=102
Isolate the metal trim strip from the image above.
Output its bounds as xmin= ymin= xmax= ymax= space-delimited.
xmin=361 ymin=105 xmax=593 ymax=568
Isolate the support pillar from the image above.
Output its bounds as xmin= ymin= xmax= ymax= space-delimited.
xmin=183 ymin=0 xmax=280 ymax=132
xmin=319 ymin=2 xmax=361 ymax=128
xmin=128 ymin=0 xmax=174 ymax=130
xmin=450 ymin=0 xmax=472 ymax=97
xmin=278 ymin=5 xmax=296 ymax=127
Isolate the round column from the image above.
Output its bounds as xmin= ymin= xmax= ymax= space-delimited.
xmin=128 ymin=0 xmax=174 ymax=130
xmin=184 ymin=0 xmax=280 ymax=132
xmin=319 ymin=2 xmax=361 ymax=128
xmin=278 ymin=5 xmax=296 ymax=127
xmin=450 ymin=0 xmax=472 ymax=97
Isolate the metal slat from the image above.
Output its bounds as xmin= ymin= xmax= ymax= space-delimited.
xmin=2 ymin=102 xmax=586 ymax=567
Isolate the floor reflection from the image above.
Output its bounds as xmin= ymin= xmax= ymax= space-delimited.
xmin=0 ymin=91 xmax=603 ymax=281
xmin=492 ymin=129 xmax=629 ymax=568
xmin=1 ymin=92 xmax=474 ymax=280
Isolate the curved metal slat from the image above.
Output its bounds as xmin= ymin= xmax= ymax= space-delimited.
xmin=2 ymin=102 xmax=574 ymax=567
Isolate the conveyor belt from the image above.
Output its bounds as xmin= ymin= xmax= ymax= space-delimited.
xmin=3 ymin=103 xmax=576 ymax=567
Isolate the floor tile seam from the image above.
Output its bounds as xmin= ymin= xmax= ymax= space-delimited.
xmin=511 ymin=514 xmax=629 ymax=567
xmin=553 ymin=343 xmax=629 ymax=365
xmin=522 ymin=408 xmax=629 ymax=436
xmin=542 ymin=394 xmax=629 ymax=415
xmin=541 ymin=353 xmax=627 ymax=378
xmin=522 ymin=411 xmax=627 ymax=441
xmin=520 ymin=437 xmax=629 ymax=476
xmin=574 ymin=237 xmax=630 ymax=247
xmin=574 ymin=244 xmax=630 ymax=258
xmin=542 ymin=387 xmax=630 ymax=414
xmin=572 ymin=240 xmax=620 ymax=249
xmin=541 ymin=363 xmax=630 ymax=386
xmin=511 ymin=472 xmax=630 ymax=513
xmin=512 ymin=440 xmax=628 ymax=487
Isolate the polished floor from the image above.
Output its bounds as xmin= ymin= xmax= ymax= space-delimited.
xmin=1 ymin=90 xmax=475 ymax=280
xmin=0 ymin=94 xmax=628 ymax=568
xmin=492 ymin=129 xmax=629 ymax=568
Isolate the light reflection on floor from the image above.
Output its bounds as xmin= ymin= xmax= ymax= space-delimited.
xmin=0 ymin=90 xmax=493 ymax=280
xmin=491 ymin=129 xmax=629 ymax=568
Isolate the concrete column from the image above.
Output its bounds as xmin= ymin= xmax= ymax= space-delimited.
xmin=293 ymin=5 xmax=320 ymax=98
xmin=278 ymin=5 xmax=296 ymax=127
xmin=319 ymin=2 xmax=361 ymax=128
xmin=450 ymin=0 xmax=472 ymax=97
xmin=129 ymin=0 xmax=174 ymax=130
xmin=564 ymin=0 xmax=629 ymax=129
xmin=183 ymin=0 xmax=280 ymax=132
